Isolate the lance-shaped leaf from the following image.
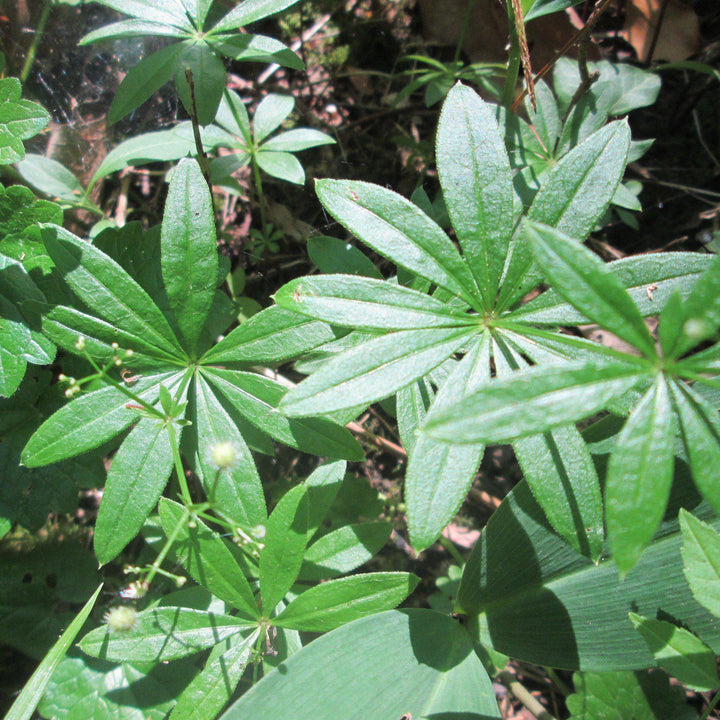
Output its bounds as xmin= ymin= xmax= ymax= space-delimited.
xmin=159 ymin=499 xmax=260 ymax=619
xmin=671 ymin=381 xmax=720 ymax=515
xmin=315 ymin=179 xmax=481 ymax=308
xmin=201 ymin=305 xmax=335 ymax=365
xmin=161 ymin=158 xmax=219 ymax=354
xmin=205 ymin=368 xmax=363 ymax=460
xmin=41 ymin=225 xmax=184 ymax=360
xmin=629 ymin=613 xmax=718 ymax=691
xmin=80 ymin=0 xmax=193 ymax=27
xmin=94 ymin=416 xmax=176 ymax=565
xmin=436 ymin=83 xmax=513 ymax=307
xmin=456 ymin=478 xmax=720 ymax=670
xmin=280 ymin=326 xmax=477 ymax=417
xmin=186 ymin=374 xmax=266 ymax=526
xmin=526 ymin=221 xmax=657 ymax=358
xmin=219 ymin=609 xmax=500 ymax=720
xmin=79 ymin=607 xmax=250 ymax=663
xmin=406 ymin=334 xmax=490 ymax=551
xmin=169 ymin=629 xmax=260 ymax=720
xmin=605 ymin=375 xmax=674 ymax=573
xmin=22 ymin=371 xmax=179 ymax=466
xmin=680 ymin=510 xmax=720 ymax=617
xmin=174 ymin=42 xmax=226 ymax=126
xmin=273 ymin=572 xmax=419 ymax=632
xmin=425 ymin=361 xmax=644 ymax=445
xmin=274 ymin=274 xmax=475 ymax=331
xmin=260 ymin=485 xmax=309 ymax=615
xmin=211 ymin=0 xmax=302 ymax=33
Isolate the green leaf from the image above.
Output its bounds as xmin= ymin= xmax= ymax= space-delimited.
xmin=219 ymin=609 xmax=500 ymax=720
xmin=41 ymin=226 xmax=184 ymax=361
xmin=201 ymin=305 xmax=335 ymax=365
xmin=252 ymin=94 xmax=293 ymax=143
xmin=406 ymin=334 xmax=490 ymax=551
xmin=526 ymin=221 xmax=657 ymax=357
xmin=186 ymin=374 xmax=266 ymax=526
xmin=304 ymin=460 xmax=347 ymax=536
xmin=0 ymin=78 xmax=49 ymax=163
xmin=670 ymin=381 xmax=720 ymax=514
xmin=274 ymin=274 xmax=475 ymax=330
xmin=528 ymin=120 xmax=631 ymax=239
xmin=606 ymin=376 xmax=674 ymax=573
xmin=175 ymin=42 xmax=226 ymax=126
xmin=22 ymin=371 xmax=179 ymax=467
xmin=263 ymin=128 xmax=334 ymax=152
xmin=79 ymin=607 xmax=250 ymax=662
xmin=16 ymin=154 xmax=84 ymax=203
xmin=629 ymin=613 xmax=718 ymax=691
xmin=436 ymin=83 xmax=513 ymax=306
xmin=81 ymin=0 xmax=193 ymax=27
xmin=109 ymin=43 xmax=186 ymax=124
xmin=680 ymin=509 xmax=720 ymax=617
xmin=515 ymin=425 xmax=604 ymax=562
xmin=169 ymin=630 xmax=260 ymax=720
xmin=456 ymin=477 xmax=720 ymax=670
xmin=260 ymin=485 xmax=309 ymax=615
xmin=274 ymin=572 xmax=419 ymax=632
xmin=161 ymin=158 xmax=218 ymax=354
xmin=280 ymin=326 xmax=477 ymax=417
xmin=255 ymin=150 xmax=305 ymax=184
xmin=80 ymin=18 xmax=189 ymax=44
xmin=159 ymin=498 xmax=260 ymax=619
xmin=211 ymin=0 xmax=302 ymax=33
xmin=205 ymin=368 xmax=364 ymax=461
xmin=4 ymin=585 xmax=102 ymax=720
xmin=566 ymin=670 xmax=696 ymax=720
xmin=300 ymin=522 xmax=392 ymax=580
xmin=94 ymin=417 xmax=175 ymax=565
xmin=213 ymin=34 xmax=304 ymax=70
xmin=425 ymin=361 xmax=644 ymax=445
xmin=306 ymin=235 xmax=381 ymax=278
xmin=315 ymin=179 xmax=481 ymax=308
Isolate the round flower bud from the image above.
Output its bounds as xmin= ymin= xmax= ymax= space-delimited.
xmin=209 ymin=441 xmax=239 ymax=470
xmin=103 ymin=606 xmax=137 ymax=632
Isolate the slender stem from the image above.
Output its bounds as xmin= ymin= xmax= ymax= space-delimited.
xmin=498 ymin=670 xmax=558 ymax=720
xmin=184 ymin=68 xmax=213 ymax=194
xmin=700 ymin=688 xmax=720 ymax=720
xmin=143 ymin=507 xmax=189 ymax=587
xmin=20 ymin=0 xmax=53 ymax=84
xmin=439 ymin=535 xmax=466 ymax=566
xmin=544 ymin=667 xmax=571 ymax=696
xmin=252 ymin=157 xmax=268 ymax=234
xmin=166 ymin=422 xmax=192 ymax=507
xmin=501 ymin=1 xmax=522 ymax=110
xmin=453 ymin=0 xmax=476 ymax=64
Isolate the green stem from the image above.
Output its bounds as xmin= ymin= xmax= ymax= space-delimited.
xmin=252 ymin=156 xmax=268 ymax=234
xmin=166 ymin=422 xmax=192 ymax=507
xmin=184 ymin=68 xmax=213 ymax=194
xmin=544 ymin=667 xmax=571 ymax=697
xmin=453 ymin=0 xmax=477 ymax=64
xmin=20 ymin=0 xmax=53 ymax=84
xmin=700 ymin=688 xmax=720 ymax=720
xmin=439 ymin=535 xmax=466 ymax=567
xmin=501 ymin=0 xmax=522 ymax=109
xmin=144 ymin=507 xmax=189 ymax=587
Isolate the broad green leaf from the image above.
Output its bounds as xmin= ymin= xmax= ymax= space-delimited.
xmin=526 ymin=221 xmax=657 ymax=357
xmin=606 ymin=376 xmax=674 ymax=573
xmin=315 ymin=179 xmax=481 ymax=308
xmin=79 ymin=607 xmax=250 ymax=662
xmin=253 ymin=94 xmax=293 ymax=143
xmin=436 ymin=83 xmax=513 ymax=306
xmin=187 ymin=374 xmax=266 ymax=526
xmin=94 ymin=417 xmax=175 ymax=565
xmin=169 ymin=630 xmax=260 ymax=720
xmin=658 ymin=290 xmax=684 ymax=357
xmin=109 ymin=43 xmax=187 ymax=124
xmin=260 ymin=485 xmax=309 ymax=615
xmin=201 ymin=305 xmax=335 ymax=365
xmin=16 ymin=154 xmax=84 ymax=203
xmin=213 ymin=33 xmax=304 ymax=70
xmin=263 ymin=128 xmax=334 ymax=152
xmin=680 ymin=509 xmax=720 ymax=617
xmin=306 ymin=235 xmax=381 ymax=278
xmin=274 ymin=572 xmax=419 ymax=632
xmin=41 ymin=226 xmax=184 ymax=360
xmin=280 ymin=326 xmax=477 ymax=417
xmin=255 ymin=150 xmax=305 ymax=184
xmin=514 ymin=251 xmax=714 ymax=324
xmin=4 ymin=585 xmax=102 ymax=720
xmin=205 ymin=368 xmax=364 ymax=461
xmin=80 ymin=18 xmax=188 ymax=44
xmin=457 ymin=477 xmax=720 ymax=670
xmin=300 ymin=522 xmax=392 ymax=580
xmin=629 ymin=613 xmax=718 ymax=691
xmin=0 ymin=78 xmax=49 ymax=163
xmin=175 ymin=42 xmax=226 ymax=126
xmin=159 ymin=499 xmax=260 ymax=619
xmin=161 ymin=158 xmax=218 ymax=354
xmin=671 ymin=381 xmax=720 ymax=514
xmin=22 ymin=371 xmax=178 ymax=466
xmin=81 ymin=0 xmax=193 ymax=27
xmin=406 ymin=334 xmax=490 ymax=551
xmin=0 ymin=346 xmax=25 ymax=397
xmin=514 ymin=425 xmax=604 ymax=561
xmin=211 ymin=0 xmax=302 ymax=33
xmin=274 ymin=274 xmax=475 ymax=330
xmin=528 ymin=120 xmax=631 ymax=239
xmin=304 ymin=460 xmax=346 ymax=537
xmin=425 ymin=361 xmax=644 ymax=445
xmin=566 ymin=670 xmax=696 ymax=720
xmin=219 ymin=609 xmax=501 ymax=720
